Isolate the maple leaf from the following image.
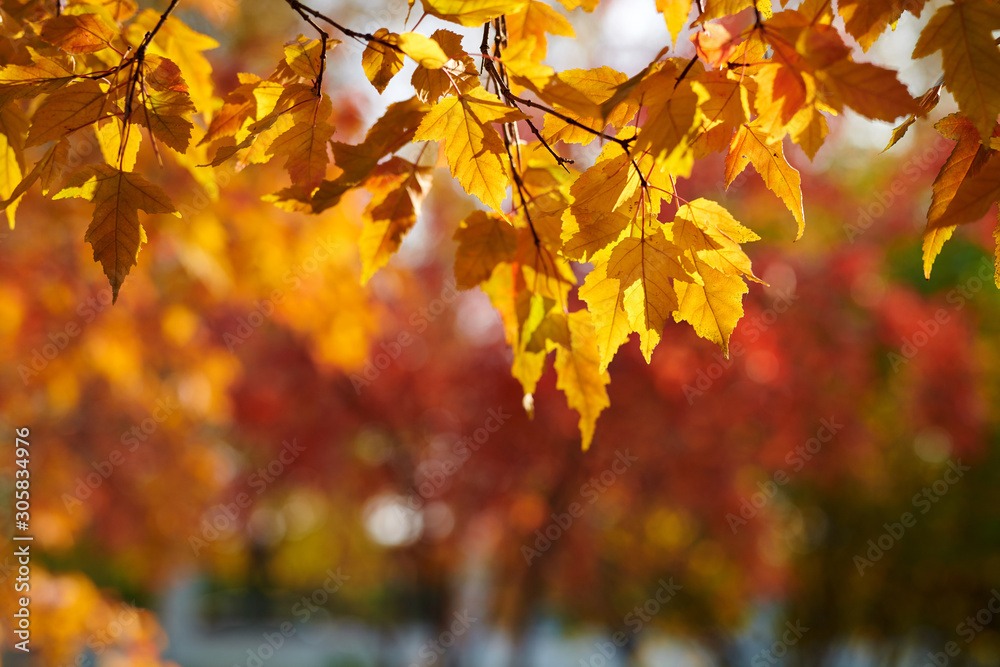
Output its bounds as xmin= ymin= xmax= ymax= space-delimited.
xmin=362 ymin=29 xmax=404 ymax=94
xmin=630 ymin=64 xmax=707 ymax=176
xmin=506 ymin=0 xmax=575 ymax=60
xmin=421 ymin=0 xmax=529 ymax=26
xmin=412 ymin=87 xmax=527 ymax=213
xmin=885 ymin=81 xmax=942 ymax=152
xmin=0 ymin=47 xmax=76 ymax=105
xmin=126 ymin=10 xmax=220 ymax=121
xmin=912 ymin=0 xmax=1000 ymax=141
xmin=394 ymin=32 xmax=450 ymax=69
xmin=39 ymin=13 xmax=116 ymax=54
xmin=698 ymin=0 xmax=772 ymax=23
xmin=658 ymin=0 xmax=693 ymax=46
xmin=410 ymin=30 xmax=480 ymax=103
xmin=925 ymin=151 xmax=1000 ymax=233
xmin=561 ymin=152 xmax=640 ymax=262
xmin=816 ymin=60 xmax=918 ymax=123
xmin=53 ymin=164 xmax=178 ymax=302
xmin=312 ymin=97 xmax=429 ymax=212
xmin=541 ymin=67 xmax=638 ymax=145
xmin=25 ymin=80 xmax=115 ymax=147
xmin=922 ymin=114 xmax=993 ymax=277
xmin=266 ymin=93 xmax=335 ymax=197
xmin=132 ymin=56 xmax=196 ymax=154
xmin=725 ymin=122 xmax=804 ymax=239
xmin=606 ymin=228 xmax=695 ymax=362
xmin=666 ymin=199 xmax=761 ymax=356
xmin=578 ymin=260 xmax=632 ymax=373
xmin=554 ymin=309 xmax=611 ymax=450
xmin=836 ymin=0 xmax=920 ymax=52
xmin=0 ymin=105 xmax=27 ymax=228
xmin=454 ymin=210 xmax=518 ymax=289
xmin=359 ymin=157 xmax=432 ymax=283
xmin=692 ymin=69 xmax=750 ymax=156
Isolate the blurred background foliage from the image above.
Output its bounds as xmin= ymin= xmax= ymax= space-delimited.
xmin=2 ymin=0 xmax=1000 ymax=665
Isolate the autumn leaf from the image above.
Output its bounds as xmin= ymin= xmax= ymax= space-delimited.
xmin=26 ymin=80 xmax=115 ymax=147
xmin=266 ymin=93 xmax=335 ymax=197
xmin=362 ymin=29 xmax=404 ymax=94
xmin=912 ymin=0 xmax=1000 ymax=141
xmin=698 ymin=0 xmax=772 ymax=23
xmin=410 ymin=30 xmax=479 ymax=103
xmin=421 ymin=0 xmax=529 ymax=26
xmin=725 ymin=122 xmax=804 ymax=239
xmin=313 ymin=97 xmax=429 ymax=212
xmin=53 ymin=164 xmax=179 ymax=302
xmin=506 ymin=0 xmax=575 ymax=60
xmin=658 ymin=0 xmax=693 ymax=45
xmin=394 ymin=32 xmax=450 ymax=69
xmin=0 ymin=105 xmax=27 ymax=228
xmin=922 ymin=114 xmax=992 ymax=276
xmin=561 ymin=153 xmax=640 ymax=261
xmin=836 ymin=0 xmax=912 ymax=52
xmin=454 ymin=210 xmax=518 ymax=289
xmin=606 ymin=228 xmax=694 ymax=362
xmin=412 ymin=87 xmax=527 ymax=213
xmin=40 ymin=13 xmax=116 ymax=54
xmin=359 ymin=157 xmax=432 ymax=283
xmin=126 ymin=10 xmax=220 ymax=121
xmin=667 ymin=199 xmax=761 ymax=355
xmin=554 ymin=309 xmax=611 ymax=450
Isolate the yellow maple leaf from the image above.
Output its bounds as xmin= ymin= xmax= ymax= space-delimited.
xmin=26 ymin=80 xmax=114 ymax=147
xmin=837 ymin=0 xmax=907 ymax=52
xmin=362 ymin=29 xmax=404 ymax=94
xmin=607 ymin=228 xmax=694 ymax=362
xmin=922 ymin=114 xmax=990 ymax=277
xmin=421 ymin=0 xmax=530 ymax=26
xmin=394 ymin=32 xmax=450 ymax=69
xmin=506 ymin=0 xmax=575 ymax=61
xmin=410 ymin=30 xmax=480 ymax=103
xmin=39 ymin=13 xmax=116 ymax=54
xmin=53 ymin=164 xmax=179 ymax=302
xmin=657 ymin=0 xmax=693 ymax=45
xmin=578 ymin=260 xmax=631 ymax=372
xmin=554 ymin=309 xmax=611 ymax=450
xmin=412 ymin=87 xmax=526 ymax=213
xmin=0 ymin=105 xmax=26 ymax=228
xmin=266 ymin=93 xmax=335 ymax=196
xmin=359 ymin=157 xmax=432 ymax=283
xmin=454 ymin=210 xmax=518 ymax=288
xmin=912 ymin=0 xmax=1000 ymax=141
xmin=725 ymin=121 xmax=804 ymax=239
xmin=667 ymin=199 xmax=760 ymax=355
